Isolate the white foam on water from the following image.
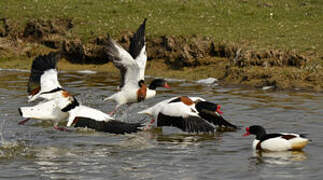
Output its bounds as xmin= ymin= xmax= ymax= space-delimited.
xmin=76 ymin=70 xmax=97 ymax=74
xmin=195 ymin=77 xmax=218 ymax=84
xmin=262 ymin=86 xmax=274 ymax=90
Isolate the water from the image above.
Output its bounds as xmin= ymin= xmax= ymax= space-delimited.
xmin=0 ymin=69 xmax=322 ymax=180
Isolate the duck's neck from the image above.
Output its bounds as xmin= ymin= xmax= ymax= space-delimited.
xmin=148 ymin=83 xmax=157 ymax=90
xmin=255 ymin=129 xmax=267 ymax=140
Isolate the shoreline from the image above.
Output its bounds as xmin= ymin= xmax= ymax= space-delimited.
xmin=1 ymin=58 xmax=322 ymax=92
xmin=1 ymin=17 xmax=322 ymax=92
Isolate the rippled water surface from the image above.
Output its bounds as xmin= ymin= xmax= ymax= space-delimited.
xmin=0 ymin=69 xmax=322 ymax=180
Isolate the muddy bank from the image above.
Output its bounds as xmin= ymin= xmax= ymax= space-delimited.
xmin=0 ymin=18 xmax=322 ymax=91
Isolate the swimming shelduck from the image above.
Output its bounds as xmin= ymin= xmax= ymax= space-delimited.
xmin=103 ymin=19 xmax=170 ymax=114
xmin=138 ymin=96 xmax=237 ymax=133
xmin=243 ymin=125 xmax=309 ymax=151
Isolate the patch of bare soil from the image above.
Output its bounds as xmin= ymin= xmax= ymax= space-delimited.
xmin=0 ymin=18 xmax=321 ymax=91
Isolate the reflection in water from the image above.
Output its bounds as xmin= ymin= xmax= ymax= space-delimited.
xmin=155 ymin=130 xmax=220 ymax=143
xmin=251 ymin=151 xmax=307 ymax=165
xmin=248 ymin=151 xmax=309 ymax=179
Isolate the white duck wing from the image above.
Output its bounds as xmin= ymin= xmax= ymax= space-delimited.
xmin=66 ymin=105 xmax=114 ymax=127
xmin=129 ymin=19 xmax=147 ymax=81
xmin=189 ymin=97 xmax=206 ymax=101
xmin=160 ymin=101 xmax=198 ymax=118
xmin=28 ymin=52 xmax=62 ymax=101
xmin=138 ymin=97 xmax=180 ymax=117
xmin=40 ymin=69 xmax=62 ymax=92
xmin=105 ymin=37 xmax=140 ymax=88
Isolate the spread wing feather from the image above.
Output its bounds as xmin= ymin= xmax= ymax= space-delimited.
xmin=129 ymin=19 xmax=147 ymax=81
xmin=157 ymin=113 xmax=215 ymax=133
xmin=105 ymin=37 xmax=140 ymax=89
xmin=74 ymin=118 xmax=143 ymax=134
xmin=28 ymin=52 xmax=61 ymax=94
xmin=198 ymin=109 xmax=237 ymax=129
xmin=105 ymin=19 xmax=147 ymax=89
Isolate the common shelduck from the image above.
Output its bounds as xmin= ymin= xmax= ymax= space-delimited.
xmin=56 ymin=96 xmax=144 ymax=134
xmin=243 ymin=125 xmax=309 ymax=151
xmin=19 ymin=53 xmax=144 ymax=134
xmin=19 ymin=52 xmax=73 ymax=129
xmin=103 ymin=19 xmax=170 ymax=114
xmin=138 ymin=96 xmax=237 ymax=133
xmin=27 ymin=52 xmax=65 ymax=102
xmin=19 ymin=95 xmax=143 ymax=133
xmin=18 ymin=98 xmax=69 ymax=130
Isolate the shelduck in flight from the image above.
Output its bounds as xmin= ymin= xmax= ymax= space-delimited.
xmin=243 ymin=125 xmax=309 ymax=151
xmin=138 ymin=96 xmax=237 ymax=133
xmin=103 ymin=19 xmax=170 ymax=115
xmin=19 ymin=52 xmax=69 ymax=129
xmin=27 ymin=52 xmax=66 ymax=102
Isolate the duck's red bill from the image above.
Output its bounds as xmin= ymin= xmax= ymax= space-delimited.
xmin=243 ymin=127 xmax=250 ymax=136
xmin=164 ymin=83 xmax=170 ymax=88
xmin=216 ymin=105 xmax=223 ymax=115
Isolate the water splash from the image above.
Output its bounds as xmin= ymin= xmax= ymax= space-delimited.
xmin=0 ymin=120 xmax=32 ymax=159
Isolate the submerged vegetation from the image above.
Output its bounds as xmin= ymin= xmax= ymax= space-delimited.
xmin=0 ymin=0 xmax=322 ymax=90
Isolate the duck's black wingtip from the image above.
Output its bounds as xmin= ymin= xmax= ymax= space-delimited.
xmin=31 ymin=51 xmax=61 ymax=72
xmin=139 ymin=18 xmax=147 ymax=31
xmin=27 ymin=51 xmax=61 ymax=93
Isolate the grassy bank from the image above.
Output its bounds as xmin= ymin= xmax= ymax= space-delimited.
xmin=1 ymin=0 xmax=322 ymax=52
xmin=0 ymin=0 xmax=322 ymax=91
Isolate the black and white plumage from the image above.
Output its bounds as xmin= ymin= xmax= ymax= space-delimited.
xmin=18 ymin=98 xmax=69 ymax=130
xmin=20 ymin=81 xmax=143 ymax=134
xmin=55 ymin=96 xmax=143 ymax=134
xmin=61 ymin=97 xmax=114 ymax=127
xmin=103 ymin=19 xmax=169 ymax=114
xmin=243 ymin=125 xmax=309 ymax=151
xmin=19 ymin=52 xmax=70 ymax=130
xmin=27 ymin=52 xmax=64 ymax=102
xmin=138 ymin=96 xmax=237 ymax=133
xmin=19 ymin=52 xmax=143 ymax=134
xmin=74 ymin=117 xmax=143 ymax=134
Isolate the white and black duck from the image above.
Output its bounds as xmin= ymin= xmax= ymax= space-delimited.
xmin=138 ymin=96 xmax=237 ymax=133
xmin=243 ymin=125 xmax=309 ymax=151
xmin=103 ymin=19 xmax=170 ymax=115
xmin=19 ymin=53 xmax=143 ymax=134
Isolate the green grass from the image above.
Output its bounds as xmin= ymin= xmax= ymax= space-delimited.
xmin=0 ymin=0 xmax=322 ymax=56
